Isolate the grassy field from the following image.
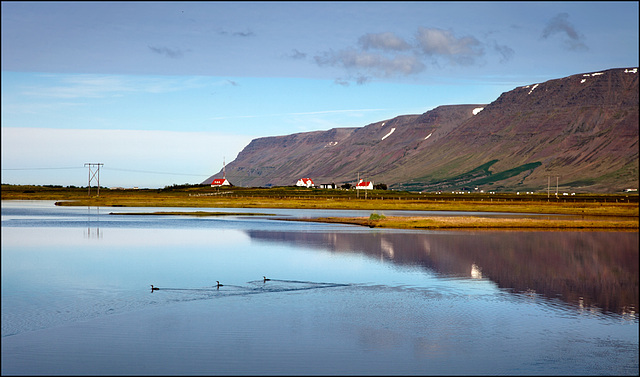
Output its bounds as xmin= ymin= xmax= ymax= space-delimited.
xmin=2 ymin=184 xmax=638 ymax=230
xmin=288 ymin=215 xmax=639 ymax=231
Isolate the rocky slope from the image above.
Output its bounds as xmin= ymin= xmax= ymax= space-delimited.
xmin=204 ymin=67 xmax=638 ymax=193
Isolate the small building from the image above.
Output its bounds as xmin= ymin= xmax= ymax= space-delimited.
xmin=296 ymin=178 xmax=315 ymax=188
xmin=319 ymin=183 xmax=336 ymax=189
xmin=355 ymin=179 xmax=373 ymax=190
xmin=211 ymin=178 xmax=231 ymax=187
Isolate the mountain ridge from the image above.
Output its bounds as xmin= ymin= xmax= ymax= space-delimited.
xmin=204 ymin=67 xmax=638 ymax=193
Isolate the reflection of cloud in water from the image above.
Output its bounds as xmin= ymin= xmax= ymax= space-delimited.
xmin=380 ymin=238 xmax=394 ymax=258
xmin=3 ymin=227 xmax=250 ymax=247
xmin=245 ymin=229 xmax=638 ymax=316
xmin=471 ymin=263 xmax=482 ymax=279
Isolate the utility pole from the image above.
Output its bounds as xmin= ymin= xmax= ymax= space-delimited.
xmin=547 ymin=176 xmax=550 ymax=199
xmin=556 ymin=176 xmax=559 ymax=196
xmin=85 ymin=163 xmax=103 ymax=197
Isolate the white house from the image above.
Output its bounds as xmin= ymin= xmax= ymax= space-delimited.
xmin=296 ymin=178 xmax=315 ymax=188
xmin=355 ymin=179 xmax=373 ymax=190
xmin=211 ymin=178 xmax=231 ymax=187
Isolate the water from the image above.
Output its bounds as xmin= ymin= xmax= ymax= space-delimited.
xmin=1 ymin=200 xmax=638 ymax=375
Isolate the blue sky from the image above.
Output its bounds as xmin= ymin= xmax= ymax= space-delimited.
xmin=2 ymin=1 xmax=638 ymax=188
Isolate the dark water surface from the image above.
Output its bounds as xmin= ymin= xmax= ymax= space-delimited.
xmin=2 ymin=200 xmax=638 ymax=375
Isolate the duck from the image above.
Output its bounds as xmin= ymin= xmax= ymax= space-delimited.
xmin=263 ymin=276 xmax=271 ymax=282
xmin=150 ymin=285 xmax=159 ymax=291
xmin=216 ymin=281 xmax=224 ymax=287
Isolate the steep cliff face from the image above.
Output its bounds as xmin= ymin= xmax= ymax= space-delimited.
xmin=204 ymin=67 xmax=638 ymax=192
xmin=221 ymin=126 xmax=359 ymax=186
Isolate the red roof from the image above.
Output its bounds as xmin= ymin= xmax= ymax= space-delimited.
xmin=299 ymin=178 xmax=314 ymax=184
xmin=211 ymin=178 xmax=228 ymax=185
xmin=356 ymin=181 xmax=372 ymax=187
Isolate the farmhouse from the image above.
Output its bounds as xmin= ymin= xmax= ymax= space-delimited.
xmin=355 ymin=179 xmax=373 ymax=190
xmin=296 ymin=178 xmax=315 ymax=188
xmin=211 ymin=178 xmax=231 ymax=187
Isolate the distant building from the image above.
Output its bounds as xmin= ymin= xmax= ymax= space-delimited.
xmin=296 ymin=178 xmax=315 ymax=188
xmin=211 ymin=178 xmax=231 ymax=187
xmin=319 ymin=183 xmax=336 ymax=189
xmin=355 ymin=179 xmax=373 ymax=190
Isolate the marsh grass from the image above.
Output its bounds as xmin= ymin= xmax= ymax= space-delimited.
xmin=296 ymin=216 xmax=639 ymax=230
xmin=3 ymin=185 xmax=638 ymax=228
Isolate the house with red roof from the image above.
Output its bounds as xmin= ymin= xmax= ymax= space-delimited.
xmin=211 ymin=178 xmax=231 ymax=187
xmin=355 ymin=179 xmax=373 ymax=190
xmin=296 ymin=178 xmax=315 ymax=188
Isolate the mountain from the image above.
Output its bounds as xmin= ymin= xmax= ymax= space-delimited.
xmin=203 ymin=67 xmax=639 ymax=193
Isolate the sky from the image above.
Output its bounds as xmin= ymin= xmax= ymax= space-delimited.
xmin=2 ymin=1 xmax=638 ymax=188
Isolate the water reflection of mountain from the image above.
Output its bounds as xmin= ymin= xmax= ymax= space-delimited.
xmin=246 ymin=229 xmax=638 ymax=316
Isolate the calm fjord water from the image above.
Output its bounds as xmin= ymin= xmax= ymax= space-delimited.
xmin=1 ymin=200 xmax=638 ymax=375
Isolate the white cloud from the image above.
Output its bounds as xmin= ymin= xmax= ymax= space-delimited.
xmin=358 ymin=32 xmax=411 ymax=51
xmin=415 ymin=27 xmax=484 ymax=65
xmin=312 ymin=26 xmax=510 ymax=83
xmin=314 ymin=48 xmax=425 ymax=77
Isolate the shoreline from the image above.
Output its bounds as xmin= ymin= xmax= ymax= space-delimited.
xmin=284 ymin=215 xmax=639 ymax=231
xmin=2 ymin=185 xmax=637 ymax=230
xmin=108 ymin=211 xmax=277 ymax=217
xmin=101 ymin=209 xmax=638 ymax=231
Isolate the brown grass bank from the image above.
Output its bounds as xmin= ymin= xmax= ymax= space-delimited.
xmin=2 ymin=185 xmax=638 ymax=229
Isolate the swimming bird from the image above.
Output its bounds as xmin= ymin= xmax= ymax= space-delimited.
xmin=216 ymin=281 xmax=224 ymax=287
xmin=150 ymin=285 xmax=159 ymax=291
xmin=263 ymin=276 xmax=271 ymax=282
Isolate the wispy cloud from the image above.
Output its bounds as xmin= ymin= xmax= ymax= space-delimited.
xmin=287 ymin=49 xmax=307 ymax=60
xmin=541 ymin=13 xmax=588 ymax=51
xmin=209 ymin=108 xmax=386 ymax=121
xmin=19 ymin=74 xmax=212 ymax=99
xmin=148 ymin=45 xmax=188 ymax=59
xmin=21 ymin=75 xmax=133 ymax=99
xmin=493 ymin=42 xmax=515 ymax=63
xmin=218 ymin=29 xmax=255 ymax=37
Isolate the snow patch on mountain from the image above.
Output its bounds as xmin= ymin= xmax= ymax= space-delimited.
xmin=381 ymin=128 xmax=395 ymax=141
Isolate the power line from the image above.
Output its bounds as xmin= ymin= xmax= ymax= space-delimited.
xmin=3 ymin=166 xmax=212 ymax=177
xmin=2 ymin=167 xmax=85 ymax=170
xmin=103 ymin=167 xmax=210 ymax=177
xmin=85 ymin=163 xmax=103 ymax=196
